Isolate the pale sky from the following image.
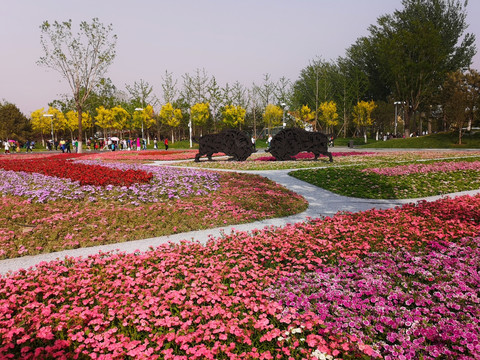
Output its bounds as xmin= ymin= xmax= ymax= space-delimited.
xmin=1 ymin=0 xmax=479 ymax=116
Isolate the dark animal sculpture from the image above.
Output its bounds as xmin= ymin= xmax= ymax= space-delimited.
xmin=266 ymin=128 xmax=333 ymax=162
xmin=194 ymin=129 xmax=254 ymax=162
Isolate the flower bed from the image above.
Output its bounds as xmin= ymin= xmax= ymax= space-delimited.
xmin=0 ymin=154 xmax=153 ymax=187
xmin=269 ymin=236 xmax=480 ymax=359
xmin=1 ymin=194 xmax=479 ymax=358
xmin=0 ymin=171 xmax=307 ymax=259
xmin=0 ymin=160 xmax=220 ymax=203
xmin=255 ymin=151 xmax=375 ymax=161
xmin=81 ymin=150 xmax=201 ymax=162
xmin=291 ymin=156 xmax=480 ymax=199
xmin=363 ymin=160 xmax=480 ymax=176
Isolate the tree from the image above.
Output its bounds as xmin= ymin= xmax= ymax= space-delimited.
xmin=353 ymin=100 xmax=377 ymax=142
xmin=38 ymin=18 xmax=117 ymax=153
xmin=207 ymin=76 xmax=223 ymax=131
xmin=297 ymin=105 xmax=315 ymax=128
xmin=254 ymin=73 xmax=276 ymax=108
xmin=440 ymin=69 xmax=480 ymax=144
xmin=161 ymin=71 xmax=179 ymax=104
xmin=275 ymin=76 xmax=293 ymax=106
xmin=132 ymin=106 xmax=155 ymax=139
xmin=263 ymin=104 xmax=283 ymax=135
xmin=30 ymin=108 xmax=50 ymax=145
xmin=190 ymin=102 xmax=210 ymax=133
xmin=181 ymin=69 xmax=210 ymax=147
xmin=95 ymin=106 xmax=117 ymax=139
xmin=182 ymin=68 xmax=209 ymax=105
xmin=318 ymin=101 xmax=339 ymax=131
xmin=366 ymin=0 xmax=476 ymax=136
xmin=337 ymin=56 xmax=370 ymax=137
xmin=222 ymin=105 xmax=246 ymax=128
xmin=126 ymin=79 xmax=157 ymax=110
xmin=246 ymin=86 xmax=261 ymax=137
xmin=159 ymin=103 xmax=183 ymax=143
xmin=0 ymin=101 xmax=31 ymax=143
xmin=292 ymin=59 xmax=338 ymax=130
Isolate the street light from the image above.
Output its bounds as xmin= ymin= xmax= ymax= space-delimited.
xmin=134 ymin=108 xmax=144 ymax=144
xmin=281 ymin=103 xmax=288 ymax=129
xmin=393 ymin=101 xmax=403 ymax=136
xmin=43 ymin=114 xmax=54 ymax=150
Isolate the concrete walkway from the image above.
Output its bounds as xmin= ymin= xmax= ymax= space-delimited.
xmin=1 ymin=157 xmax=479 ymax=275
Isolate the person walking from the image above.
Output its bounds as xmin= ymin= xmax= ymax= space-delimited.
xmin=136 ymin=137 xmax=141 ymax=151
xmin=164 ymin=137 xmax=168 ymax=150
xmin=65 ymin=140 xmax=71 ymax=153
xmin=4 ymin=141 xmax=10 ymax=154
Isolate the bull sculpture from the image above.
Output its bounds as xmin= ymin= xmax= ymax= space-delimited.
xmin=194 ymin=129 xmax=254 ymax=162
xmin=266 ymin=128 xmax=333 ymax=162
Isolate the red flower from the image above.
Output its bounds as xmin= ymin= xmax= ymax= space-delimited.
xmin=0 ymin=154 xmax=153 ymax=187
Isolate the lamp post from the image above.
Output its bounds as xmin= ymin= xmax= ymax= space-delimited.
xmin=43 ymin=114 xmax=54 ymax=149
xmin=135 ymin=108 xmax=144 ymax=145
xmin=281 ymin=103 xmax=287 ymax=129
xmin=393 ymin=101 xmax=402 ymax=136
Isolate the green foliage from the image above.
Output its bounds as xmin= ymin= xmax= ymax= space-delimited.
xmin=291 ymin=157 xmax=480 ymax=199
xmin=361 ymin=131 xmax=480 ymax=149
xmin=0 ymin=101 xmax=31 ymax=142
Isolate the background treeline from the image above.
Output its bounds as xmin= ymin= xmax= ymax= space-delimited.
xmin=1 ymin=0 xmax=478 ymax=147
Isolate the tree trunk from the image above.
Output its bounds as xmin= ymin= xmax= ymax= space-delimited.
xmin=77 ymin=105 xmax=83 ymax=154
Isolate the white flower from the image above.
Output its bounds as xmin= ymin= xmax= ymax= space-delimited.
xmin=311 ymin=349 xmax=333 ymax=360
xmin=291 ymin=327 xmax=302 ymax=334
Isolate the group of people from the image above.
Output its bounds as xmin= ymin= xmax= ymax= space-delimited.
xmin=2 ymin=140 xmax=34 ymax=154
xmin=94 ymin=137 xmax=170 ymax=151
xmin=2 ymin=136 xmax=171 ymax=154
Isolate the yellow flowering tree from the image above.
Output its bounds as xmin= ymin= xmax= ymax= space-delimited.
xmin=110 ymin=106 xmax=130 ymax=133
xmin=222 ymin=104 xmax=246 ymax=128
xmin=30 ymin=108 xmax=51 ymax=145
xmin=159 ymin=102 xmax=183 ymax=143
xmin=95 ymin=106 xmax=114 ymax=139
xmin=318 ymin=101 xmax=339 ymax=131
xmin=133 ymin=105 xmax=155 ymax=140
xmin=191 ymin=102 xmax=210 ymax=128
xmin=263 ymin=104 xmax=283 ymax=135
xmin=352 ymin=100 xmax=377 ymax=142
xmin=298 ymin=105 xmax=315 ymax=128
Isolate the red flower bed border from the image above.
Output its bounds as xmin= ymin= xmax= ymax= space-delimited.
xmin=0 ymin=154 xmax=153 ymax=187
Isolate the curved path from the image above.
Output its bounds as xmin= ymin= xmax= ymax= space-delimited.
xmin=1 ymin=161 xmax=479 ymax=275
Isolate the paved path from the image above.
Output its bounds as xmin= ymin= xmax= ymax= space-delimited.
xmin=1 ymin=158 xmax=479 ymax=275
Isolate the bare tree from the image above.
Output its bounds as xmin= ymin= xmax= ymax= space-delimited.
xmin=38 ymin=18 xmax=117 ymax=153
xmin=254 ymin=73 xmax=276 ymax=108
xmin=161 ymin=70 xmax=179 ymax=105
xmin=126 ymin=79 xmax=157 ymax=109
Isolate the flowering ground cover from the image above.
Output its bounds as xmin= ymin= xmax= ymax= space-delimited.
xmin=81 ymin=150 xmax=203 ymax=163
xmin=0 ymin=154 xmax=153 ymax=187
xmin=1 ymin=194 xmax=479 ymax=358
xmin=0 ymin=160 xmax=220 ymax=203
xmin=0 ymin=169 xmax=306 ymax=259
xmin=173 ymin=150 xmax=480 ymax=171
xmin=291 ymin=156 xmax=480 ymax=199
xmin=269 ymin=236 xmax=480 ymax=359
